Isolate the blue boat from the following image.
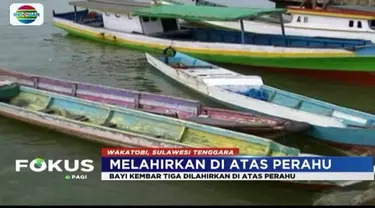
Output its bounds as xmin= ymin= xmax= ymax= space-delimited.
xmin=0 ymin=80 xmax=300 ymax=156
xmin=146 ymin=47 xmax=375 ymax=155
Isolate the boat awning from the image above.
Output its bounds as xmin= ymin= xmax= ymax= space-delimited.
xmin=131 ymin=5 xmax=285 ymax=21
xmin=69 ymin=0 xmax=150 ymax=14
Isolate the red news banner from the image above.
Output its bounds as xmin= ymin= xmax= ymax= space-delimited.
xmin=101 ymin=148 xmax=240 ymax=157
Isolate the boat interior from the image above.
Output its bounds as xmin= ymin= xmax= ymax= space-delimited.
xmin=159 ymin=52 xmax=375 ymax=129
xmin=54 ymin=9 xmax=373 ymax=49
xmin=0 ymin=83 xmax=300 ymax=156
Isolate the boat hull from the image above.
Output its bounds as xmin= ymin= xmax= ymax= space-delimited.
xmin=0 ymin=96 xmax=361 ymax=190
xmin=145 ymin=52 xmax=375 ymax=154
xmin=178 ymin=85 xmax=375 ymax=152
xmin=0 ymin=85 xmax=301 ymax=156
xmin=205 ymin=95 xmax=375 ymax=152
xmin=241 ymin=65 xmax=375 ymax=87
xmin=187 ymin=54 xmax=375 ymax=87
xmin=161 ymin=0 xmax=375 ymax=43
xmin=311 ymin=126 xmax=375 ymax=155
xmin=193 ymin=19 xmax=375 ymax=45
xmin=52 ymin=18 xmax=375 ymax=87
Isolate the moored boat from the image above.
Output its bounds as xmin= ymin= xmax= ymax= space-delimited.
xmin=52 ymin=1 xmax=375 ymax=87
xmin=0 ymin=81 xmax=300 ymax=156
xmin=163 ymin=0 xmax=375 ymax=43
xmin=145 ymin=48 xmax=375 ymax=155
xmin=0 ymin=82 xmax=370 ymax=188
xmin=0 ymin=68 xmax=310 ymax=139
xmin=0 ymin=77 xmax=368 ymax=189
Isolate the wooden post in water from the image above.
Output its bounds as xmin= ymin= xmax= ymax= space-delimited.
xmin=240 ymin=20 xmax=245 ymax=44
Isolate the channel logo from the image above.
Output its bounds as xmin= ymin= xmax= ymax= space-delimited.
xmin=10 ymin=3 xmax=44 ymax=26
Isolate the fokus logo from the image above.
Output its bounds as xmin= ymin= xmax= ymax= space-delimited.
xmin=15 ymin=158 xmax=94 ymax=180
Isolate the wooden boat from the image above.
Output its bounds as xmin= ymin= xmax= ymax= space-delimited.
xmin=0 ymin=68 xmax=310 ymax=139
xmin=0 ymin=80 xmax=367 ymax=189
xmin=52 ymin=1 xmax=375 ymax=87
xmin=0 ymin=80 xmax=300 ymax=156
xmin=145 ymin=48 xmax=375 ymax=155
xmin=285 ymin=5 xmax=375 ymax=43
xmin=165 ymin=0 xmax=375 ymax=42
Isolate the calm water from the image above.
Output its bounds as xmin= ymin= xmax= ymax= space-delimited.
xmin=0 ymin=0 xmax=374 ymax=205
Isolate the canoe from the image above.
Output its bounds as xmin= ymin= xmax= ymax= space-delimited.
xmin=0 ymin=81 xmax=300 ymax=156
xmin=145 ymin=48 xmax=375 ymax=155
xmin=0 ymin=81 xmax=366 ymax=189
xmin=52 ymin=1 xmax=375 ymax=87
xmin=0 ymin=68 xmax=310 ymax=139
